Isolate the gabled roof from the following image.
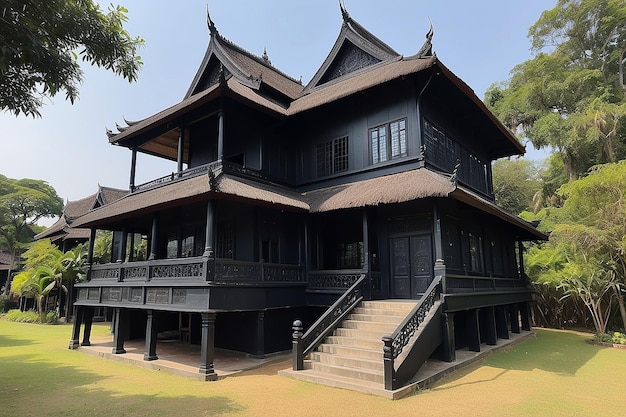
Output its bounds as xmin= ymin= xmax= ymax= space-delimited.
xmin=0 ymin=252 xmax=14 ymax=271
xmin=304 ymin=2 xmax=401 ymax=91
xmin=185 ymin=10 xmax=303 ymax=102
xmin=35 ymin=185 xmax=128 ymax=242
xmin=104 ymin=5 xmax=522 ymax=160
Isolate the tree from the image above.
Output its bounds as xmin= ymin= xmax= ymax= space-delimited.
xmin=492 ymin=158 xmax=541 ymax=214
xmin=486 ymin=0 xmax=626 ymax=181
xmin=0 ymin=0 xmax=143 ymax=117
xmin=0 ymin=175 xmax=63 ymax=293
xmin=9 ymin=239 xmax=85 ymax=321
xmin=524 ymin=161 xmax=626 ymax=332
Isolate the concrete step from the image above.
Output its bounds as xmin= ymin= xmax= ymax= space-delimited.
xmin=347 ymin=312 xmax=406 ymax=324
xmin=333 ymin=327 xmax=391 ymax=340
xmin=317 ymin=343 xmax=383 ymax=361
xmin=361 ymin=300 xmax=417 ymax=311
xmin=325 ymin=335 xmax=384 ymax=350
xmin=341 ymin=319 xmax=399 ymax=333
xmin=305 ymin=360 xmax=384 ymax=384
xmin=279 ymin=368 xmax=394 ymax=398
xmin=353 ymin=306 xmax=412 ymax=317
xmin=310 ymin=351 xmax=384 ymax=372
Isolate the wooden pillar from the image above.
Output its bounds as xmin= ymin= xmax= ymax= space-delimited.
xmin=217 ymin=111 xmax=224 ymax=160
xmin=468 ymin=309 xmax=481 ymax=352
xmin=518 ymin=240 xmax=525 ymax=279
xmin=254 ymin=310 xmax=265 ymax=358
xmin=509 ymin=304 xmax=521 ymax=334
xmin=129 ymin=148 xmax=137 ymax=191
xmin=148 ymin=214 xmax=159 ymax=261
xmin=441 ymin=312 xmax=456 ymax=362
xmin=204 ymin=200 xmax=215 ymax=258
xmin=81 ymin=308 xmax=94 ymax=346
xmin=112 ymin=308 xmax=128 ymax=354
xmin=362 ymin=209 xmax=371 ymax=300
xmin=433 ymin=202 xmax=443 ymax=261
xmin=495 ymin=306 xmax=510 ymax=339
xmin=128 ymin=232 xmax=135 ymax=262
xmin=480 ymin=306 xmax=497 ymax=346
xmin=177 ymin=127 xmax=184 ymax=176
xmin=304 ymin=219 xmax=310 ymax=275
xmin=520 ymin=302 xmax=531 ymax=331
xmin=68 ymin=306 xmax=83 ymax=349
xmin=86 ymin=228 xmax=96 ymax=281
xmin=117 ymin=227 xmax=128 ymax=263
xmin=144 ymin=310 xmax=158 ymax=361
xmin=199 ymin=312 xmax=218 ymax=380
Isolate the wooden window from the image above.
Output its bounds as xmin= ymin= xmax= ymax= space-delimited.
xmin=370 ymin=118 xmax=407 ymax=164
xmin=468 ymin=232 xmax=483 ymax=273
xmin=339 ymin=241 xmax=364 ymax=269
xmin=317 ymin=136 xmax=348 ymax=177
xmin=216 ymin=221 xmax=234 ymax=259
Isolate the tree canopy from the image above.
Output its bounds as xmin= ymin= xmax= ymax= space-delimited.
xmin=492 ymin=158 xmax=541 ymax=214
xmin=0 ymin=0 xmax=143 ymax=117
xmin=486 ymin=0 xmax=626 ymax=181
xmin=523 ymin=161 xmax=626 ymax=332
xmin=0 ymin=174 xmax=63 ymax=253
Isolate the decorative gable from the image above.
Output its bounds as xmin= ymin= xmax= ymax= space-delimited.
xmin=305 ymin=2 xmax=400 ymax=91
xmin=318 ymin=41 xmax=381 ymax=84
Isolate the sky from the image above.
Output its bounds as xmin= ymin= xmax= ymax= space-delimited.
xmin=0 ymin=0 xmax=555 ymax=225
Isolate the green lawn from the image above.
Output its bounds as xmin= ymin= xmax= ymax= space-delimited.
xmin=1 ymin=319 xmax=625 ymax=417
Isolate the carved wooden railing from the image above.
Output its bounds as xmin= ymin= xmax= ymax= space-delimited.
xmin=291 ymin=274 xmax=366 ymax=370
xmin=382 ymin=274 xmax=443 ymax=390
xmin=89 ymin=258 xmax=304 ymax=284
xmin=215 ymin=260 xmax=305 ymax=283
xmin=445 ymin=273 xmax=529 ymax=293
xmin=90 ymin=257 xmax=207 ymax=282
xmin=132 ymin=160 xmax=223 ymax=193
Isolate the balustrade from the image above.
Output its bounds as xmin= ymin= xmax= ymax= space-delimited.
xmin=88 ymin=257 xmax=304 ymax=284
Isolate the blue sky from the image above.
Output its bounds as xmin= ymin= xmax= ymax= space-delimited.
xmin=0 ymin=0 xmax=554 ymax=225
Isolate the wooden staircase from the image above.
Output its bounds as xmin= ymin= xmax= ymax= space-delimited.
xmin=284 ymin=300 xmax=418 ymax=395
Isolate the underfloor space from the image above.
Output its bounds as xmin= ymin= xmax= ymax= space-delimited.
xmin=76 ymin=325 xmax=533 ymax=398
xmin=77 ymin=333 xmax=289 ymax=381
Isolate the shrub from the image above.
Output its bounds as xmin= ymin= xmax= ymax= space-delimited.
xmin=612 ymin=332 xmax=626 ymax=345
xmin=3 ymin=309 xmax=58 ymax=324
xmin=0 ymin=294 xmax=9 ymax=313
xmin=593 ymin=332 xmax=613 ymax=343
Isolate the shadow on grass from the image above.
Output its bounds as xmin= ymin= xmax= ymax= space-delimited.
xmin=0 ymin=354 xmax=244 ymax=416
xmin=484 ymin=329 xmax=599 ymax=375
xmin=0 ymin=334 xmax=37 ymax=348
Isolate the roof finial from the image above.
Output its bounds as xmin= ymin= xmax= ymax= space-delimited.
xmin=262 ymin=47 xmax=271 ymax=64
xmin=207 ymin=4 xmax=218 ymax=36
xmin=339 ymin=0 xmax=351 ymax=23
xmin=415 ymin=17 xmax=434 ymax=58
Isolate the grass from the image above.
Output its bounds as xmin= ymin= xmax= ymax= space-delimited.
xmin=1 ymin=320 xmax=625 ymax=417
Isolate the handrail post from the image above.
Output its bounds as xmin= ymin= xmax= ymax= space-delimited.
xmin=292 ymin=320 xmax=304 ymax=370
xmin=382 ymin=335 xmax=395 ymax=390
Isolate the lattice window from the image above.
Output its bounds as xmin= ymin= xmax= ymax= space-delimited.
xmin=423 ymin=119 xmax=491 ymax=195
xmin=317 ymin=136 xmax=348 ymax=177
xmin=370 ymin=118 xmax=407 ymax=164
xmin=216 ymin=221 xmax=234 ymax=259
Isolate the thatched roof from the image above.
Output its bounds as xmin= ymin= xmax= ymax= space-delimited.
xmin=35 ymin=186 xmax=127 ymax=242
xmin=72 ymin=172 xmax=309 ymax=228
xmin=303 ymin=168 xmax=453 ymax=212
xmin=71 ymin=166 xmax=544 ymax=240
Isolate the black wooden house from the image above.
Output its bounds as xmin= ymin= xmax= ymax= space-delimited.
xmin=69 ymin=4 xmax=545 ymax=391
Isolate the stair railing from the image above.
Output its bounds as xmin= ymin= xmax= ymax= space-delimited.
xmin=292 ymin=273 xmax=366 ymax=370
xmin=382 ymin=273 xmax=443 ymax=390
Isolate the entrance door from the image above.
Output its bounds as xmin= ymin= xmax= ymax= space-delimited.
xmin=390 ymin=234 xmax=433 ymax=299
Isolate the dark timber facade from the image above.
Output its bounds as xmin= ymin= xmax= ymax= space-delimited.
xmin=69 ymin=4 xmax=545 ymax=388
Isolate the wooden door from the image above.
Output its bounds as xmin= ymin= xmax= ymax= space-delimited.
xmin=390 ymin=234 xmax=433 ymax=299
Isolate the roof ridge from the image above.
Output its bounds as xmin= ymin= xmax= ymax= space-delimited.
xmin=214 ymin=33 xmax=302 ymax=86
